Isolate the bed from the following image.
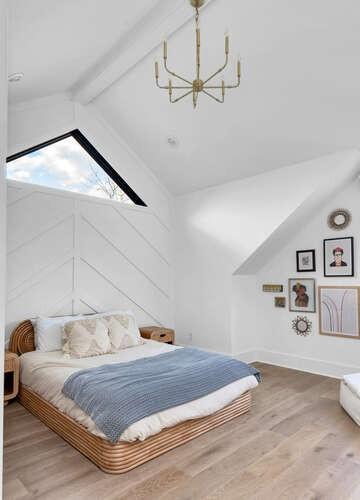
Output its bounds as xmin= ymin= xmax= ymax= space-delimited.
xmin=9 ymin=320 xmax=258 ymax=474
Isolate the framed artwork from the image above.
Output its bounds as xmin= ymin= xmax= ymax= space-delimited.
xmin=319 ymin=286 xmax=360 ymax=339
xmin=275 ymin=297 xmax=286 ymax=308
xmin=288 ymin=278 xmax=316 ymax=313
xmin=263 ymin=284 xmax=283 ymax=293
xmin=323 ymin=237 xmax=354 ymax=277
xmin=296 ymin=249 xmax=316 ymax=272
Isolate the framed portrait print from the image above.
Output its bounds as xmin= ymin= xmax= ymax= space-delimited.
xmin=296 ymin=249 xmax=316 ymax=272
xmin=323 ymin=237 xmax=354 ymax=277
xmin=319 ymin=286 xmax=360 ymax=339
xmin=288 ymin=278 xmax=316 ymax=313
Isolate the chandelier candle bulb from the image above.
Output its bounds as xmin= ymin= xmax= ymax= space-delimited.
xmin=155 ymin=62 xmax=159 ymax=79
xmin=225 ymin=35 xmax=229 ymax=54
xmin=237 ymin=60 xmax=241 ymax=78
xmin=163 ymin=40 xmax=167 ymax=59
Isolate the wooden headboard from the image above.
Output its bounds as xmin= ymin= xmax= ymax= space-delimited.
xmin=9 ymin=320 xmax=36 ymax=355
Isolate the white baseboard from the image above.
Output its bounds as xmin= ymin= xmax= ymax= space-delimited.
xmin=234 ymin=350 xmax=260 ymax=364
xmin=236 ymin=349 xmax=360 ymax=379
xmin=179 ymin=344 xmax=360 ymax=379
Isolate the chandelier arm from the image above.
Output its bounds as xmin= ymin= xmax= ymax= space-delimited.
xmin=203 ymin=54 xmax=229 ymax=85
xmin=164 ymin=60 xmax=192 ymax=86
xmin=171 ymin=85 xmax=193 ymax=89
xmin=202 ymin=89 xmax=224 ymax=103
xmin=226 ymin=62 xmax=241 ymax=88
xmin=155 ymin=79 xmax=171 ymax=90
xmin=204 ymin=73 xmax=240 ymax=90
xmin=171 ymin=89 xmax=194 ymax=104
xmin=156 ymin=78 xmax=191 ymax=90
xmin=225 ymin=77 xmax=241 ymax=89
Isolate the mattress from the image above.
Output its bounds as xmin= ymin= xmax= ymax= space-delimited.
xmin=20 ymin=340 xmax=258 ymax=443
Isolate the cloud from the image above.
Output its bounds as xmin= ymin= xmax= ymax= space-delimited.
xmin=9 ymin=169 xmax=31 ymax=181
xmin=6 ymin=136 xmax=133 ymax=205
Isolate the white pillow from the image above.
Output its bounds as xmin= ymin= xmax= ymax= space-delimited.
xmin=34 ymin=315 xmax=83 ymax=352
xmin=101 ymin=313 xmax=144 ymax=352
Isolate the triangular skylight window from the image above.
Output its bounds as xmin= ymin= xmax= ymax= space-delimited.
xmin=6 ymin=130 xmax=146 ymax=206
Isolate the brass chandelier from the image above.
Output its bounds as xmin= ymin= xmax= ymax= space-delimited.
xmin=154 ymin=0 xmax=241 ymax=108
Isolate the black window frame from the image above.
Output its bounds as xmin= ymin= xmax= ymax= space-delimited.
xmin=6 ymin=129 xmax=147 ymax=207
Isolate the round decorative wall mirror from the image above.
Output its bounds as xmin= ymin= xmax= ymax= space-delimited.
xmin=292 ymin=316 xmax=312 ymax=337
xmin=327 ymin=209 xmax=352 ymax=231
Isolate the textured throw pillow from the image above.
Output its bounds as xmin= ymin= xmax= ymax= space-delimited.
xmin=63 ymin=318 xmax=111 ymax=358
xmin=34 ymin=315 xmax=84 ymax=352
xmin=102 ymin=313 xmax=144 ymax=352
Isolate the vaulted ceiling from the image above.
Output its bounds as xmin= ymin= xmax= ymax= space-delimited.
xmin=8 ymin=0 xmax=360 ymax=194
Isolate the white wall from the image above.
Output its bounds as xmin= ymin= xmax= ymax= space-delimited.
xmin=0 ymin=0 xmax=8 ymax=496
xmin=174 ymin=151 xmax=360 ymax=362
xmin=245 ymin=181 xmax=360 ymax=377
xmin=6 ymin=180 xmax=172 ymax=339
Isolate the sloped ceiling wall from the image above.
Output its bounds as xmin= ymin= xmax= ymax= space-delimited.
xmin=92 ymin=0 xmax=360 ymax=194
xmin=236 ymin=180 xmax=360 ymax=377
xmin=174 ymin=150 xmax=360 ymax=353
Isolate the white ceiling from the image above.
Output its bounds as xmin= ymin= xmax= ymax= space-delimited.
xmin=8 ymin=0 xmax=360 ymax=194
xmin=8 ymin=0 xmax=159 ymax=103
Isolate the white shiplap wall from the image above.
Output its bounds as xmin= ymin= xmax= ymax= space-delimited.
xmin=6 ymin=180 xmax=172 ymax=338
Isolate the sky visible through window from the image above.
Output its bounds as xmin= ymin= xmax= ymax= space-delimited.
xmin=6 ymin=136 xmax=134 ymax=204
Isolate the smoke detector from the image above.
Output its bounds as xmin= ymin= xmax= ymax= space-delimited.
xmin=167 ymin=136 xmax=179 ymax=148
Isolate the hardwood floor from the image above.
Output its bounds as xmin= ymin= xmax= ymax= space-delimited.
xmin=4 ymin=363 xmax=360 ymax=500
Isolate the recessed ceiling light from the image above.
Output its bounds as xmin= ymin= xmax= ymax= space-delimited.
xmin=167 ymin=136 xmax=179 ymax=148
xmin=8 ymin=72 xmax=24 ymax=83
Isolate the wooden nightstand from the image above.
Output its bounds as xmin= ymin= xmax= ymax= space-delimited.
xmin=140 ymin=327 xmax=175 ymax=345
xmin=4 ymin=351 xmax=19 ymax=405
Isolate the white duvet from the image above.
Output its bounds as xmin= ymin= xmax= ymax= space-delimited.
xmin=20 ymin=341 xmax=258 ymax=443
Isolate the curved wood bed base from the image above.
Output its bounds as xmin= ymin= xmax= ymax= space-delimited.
xmin=19 ymin=385 xmax=251 ymax=474
xmin=10 ymin=320 xmax=253 ymax=474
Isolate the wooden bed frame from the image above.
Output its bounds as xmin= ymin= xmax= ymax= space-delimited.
xmin=9 ymin=320 xmax=253 ymax=474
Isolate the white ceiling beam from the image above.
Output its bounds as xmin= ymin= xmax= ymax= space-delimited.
xmin=70 ymin=0 xmax=216 ymax=105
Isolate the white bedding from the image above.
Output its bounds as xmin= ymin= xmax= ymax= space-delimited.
xmin=20 ymin=341 xmax=258 ymax=443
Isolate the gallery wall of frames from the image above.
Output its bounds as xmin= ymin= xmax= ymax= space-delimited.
xmin=254 ymin=181 xmax=360 ymax=376
xmin=263 ymin=206 xmax=359 ymax=340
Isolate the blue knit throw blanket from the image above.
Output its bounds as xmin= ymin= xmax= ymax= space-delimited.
xmin=62 ymin=347 xmax=261 ymax=443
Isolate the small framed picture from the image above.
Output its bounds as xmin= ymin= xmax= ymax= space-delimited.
xmin=323 ymin=237 xmax=354 ymax=277
xmin=296 ymin=249 xmax=316 ymax=272
xmin=288 ymin=278 xmax=316 ymax=313
xmin=319 ymin=286 xmax=360 ymax=339
xmin=275 ymin=297 xmax=286 ymax=308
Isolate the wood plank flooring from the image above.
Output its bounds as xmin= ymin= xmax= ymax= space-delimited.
xmin=4 ymin=363 xmax=360 ymax=500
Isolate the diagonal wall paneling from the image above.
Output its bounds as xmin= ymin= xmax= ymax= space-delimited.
xmin=6 ymin=180 xmax=173 ymax=338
